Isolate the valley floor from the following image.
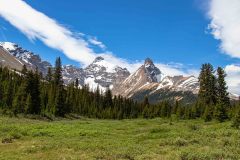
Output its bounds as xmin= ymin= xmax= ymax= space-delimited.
xmin=0 ymin=117 xmax=239 ymax=160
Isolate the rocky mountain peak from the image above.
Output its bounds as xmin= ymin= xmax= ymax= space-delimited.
xmin=144 ymin=58 xmax=154 ymax=66
xmin=93 ymin=56 xmax=104 ymax=63
xmin=0 ymin=42 xmax=52 ymax=75
xmin=143 ymin=58 xmax=162 ymax=83
xmin=112 ymin=58 xmax=163 ymax=97
xmin=0 ymin=42 xmax=18 ymax=51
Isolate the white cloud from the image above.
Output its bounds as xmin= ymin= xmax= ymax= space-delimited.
xmin=0 ymin=0 xmax=96 ymax=65
xmin=155 ymin=63 xmax=199 ymax=77
xmin=208 ymin=0 xmax=240 ymax=58
xmin=207 ymin=0 xmax=240 ymax=95
xmin=88 ymin=36 xmax=106 ymax=50
xmin=0 ymin=0 xmax=199 ymax=78
xmin=225 ymin=64 xmax=240 ymax=95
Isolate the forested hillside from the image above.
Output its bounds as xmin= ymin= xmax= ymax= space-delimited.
xmin=0 ymin=57 xmax=240 ymax=126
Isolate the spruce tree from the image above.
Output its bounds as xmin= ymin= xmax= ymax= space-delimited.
xmin=53 ymin=57 xmax=66 ymax=116
xmin=104 ymin=87 xmax=113 ymax=108
xmin=203 ymin=105 xmax=213 ymax=122
xmin=232 ymin=107 xmax=240 ymax=129
xmin=25 ymin=94 xmax=31 ymax=114
xmin=21 ymin=64 xmax=27 ymax=75
xmin=46 ymin=67 xmax=52 ymax=82
xmin=25 ymin=69 xmax=41 ymax=114
xmin=12 ymin=82 xmax=27 ymax=114
xmin=0 ymin=81 xmax=3 ymax=102
xmin=54 ymin=57 xmax=63 ymax=87
xmin=198 ymin=63 xmax=217 ymax=120
xmin=215 ymin=67 xmax=230 ymax=122
xmin=75 ymin=78 xmax=79 ymax=88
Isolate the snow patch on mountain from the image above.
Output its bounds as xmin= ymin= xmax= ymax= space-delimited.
xmin=0 ymin=42 xmax=52 ymax=75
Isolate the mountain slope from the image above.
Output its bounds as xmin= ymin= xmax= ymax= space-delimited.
xmin=112 ymin=58 xmax=163 ymax=97
xmin=83 ymin=56 xmax=130 ymax=91
xmin=0 ymin=46 xmax=24 ymax=71
xmin=1 ymin=41 xmax=237 ymax=103
xmin=112 ymin=59 xmax=200 ymax=103
xmin=130 ymin=76 xmax=199 ymax=103
xmin=0 ymin=42 xmax=52 ymax=75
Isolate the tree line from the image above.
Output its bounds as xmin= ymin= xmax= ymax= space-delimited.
xmin=0 ymin=58 xmax=240 ymax=127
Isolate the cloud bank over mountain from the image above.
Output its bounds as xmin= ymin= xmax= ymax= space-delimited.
xmin=0 ymin=0 xmax=198 ymax=75
xmin=208 ymin=0 xmax=240 ymax=59
xmin=0 ymin=0 xmax=239 ymax=94
xmin=208 ymin=0 xmax=240 ymax=94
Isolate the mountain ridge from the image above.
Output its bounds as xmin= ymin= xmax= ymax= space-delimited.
xmin=1 ymin=42 xmax=238 ymax=103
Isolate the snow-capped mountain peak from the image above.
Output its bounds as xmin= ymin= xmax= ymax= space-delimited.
xmin=89 ymin=56 xmax=119 ymax=73
xmin=0 ymin=42 xmax=18 ymax=51
xmin=83 ymin=56 xmax=130 ymax=91
xmin=143 ymin=58 xmax=162 ymax=82
xmin=112 ymin=58 xmax=163 ymax=97
xmin=0 ymin=42 xmax=52 ymax=75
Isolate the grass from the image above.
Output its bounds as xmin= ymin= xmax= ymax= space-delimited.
xmin=0 ymin=116 xmax=240 ymax=160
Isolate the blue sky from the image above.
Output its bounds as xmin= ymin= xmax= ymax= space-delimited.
xmin=0 ymin=0 xmax=238 ymax=68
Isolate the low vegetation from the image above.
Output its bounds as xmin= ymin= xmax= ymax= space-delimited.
xmin=0 ymin=116 xmax=240 ymax=160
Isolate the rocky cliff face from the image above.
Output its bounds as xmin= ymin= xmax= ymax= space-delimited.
xmin=1 ymin=41 xmax=237 ymax=103
xmin=0 ymin=46 xmax=24 ymax=71
xmin=83 ymin=56 xmax=130 ymax=91
xmin=112 ymin=58 xmax=163 ymax=97
xmin=0 ymin=42 xmax=52 ymax=75
xmin=112 ymin=59 xmax=200 ymax=103
xmin=0 ymin=42 xmax=130 ymax=92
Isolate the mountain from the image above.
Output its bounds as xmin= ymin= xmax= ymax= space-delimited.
xmin=1 ymin=42 xmax=238 ymax=103
xmin=112 ymin=58 xmax=200 ymax=103
xmin=0 ymin=46 xmax=24 ymax=71
xmin=130 ymin=76 xmax=199 ymax=104
xmin=62 ymin=65 xmax=85 ymax=85
xmin=112 ymin=58 xmax=163 ymax=97
xmin=83 ymin=56 xmax=130 ymax=91
xmin=0 ymin=42 xmax=130 ymax=92
xmin=0 ymin=42 xmax=52 ymax=75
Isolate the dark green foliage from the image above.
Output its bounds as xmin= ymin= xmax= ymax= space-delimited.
xmin=198 ymin=64 xmax=231 ymax=122
xmin=0 ymin=60 xmax=237 ymax=123
xmin=215 ymin=67 xmax=230 ymax=122
xmin=232 ymin=108 xmax=240 ymax=128
xmin=46 ymin=67 xmax=52 ymax=82
xmin=203 ymin=105 xmax=214 ymax=122
xmin=25 ymin=69 xmax=41 ymax=114
xmin=54 ymin=57 xmax=63 ymax=87
xmin=21 ymin=64 xmax=27 ymax=75
xmin=198 ymin=63 xmax=217 ymax=106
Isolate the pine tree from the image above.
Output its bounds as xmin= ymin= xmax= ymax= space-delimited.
xmin=233 ymin=108 xmax=240 ymax=129
xmin=198 ymin=63 xmax=217 ymax=120
xmin=142 ymin=105 xmax=150 ymax=119
xmin=54 ymin=57 xmax=63 ymax=87
xmin=25 ymin=94 xmax=31 ymax=114
xmin=5 ymin=78 xmax=14 ymax=107
xmin=203 ymin=105 xmax=213 ymax=122
xmin=21 ymin=64 xmax=27 ymax=75
xmin=46 ymin=67 xmax=52 ymax=82
xmin=215 ymin=67 xmax=230 ymax=122
xmin=104 ymin=87 xmax=113 ymax=108
xmin=53 ymin=57 xmax=67 ymax=116
xmin=198 ymin=63 xmax=217 ymax=105
xmin=12 ymin=82 xmax=27 ymax=114
xmin=25 ymin=69 xmax=41 ymax=114
xmin=55 ymin=87 xmax=66 ymax=116
xmin=75 ymin=78 xmax=79 ymax=88
xmin=0 ymin=81 xmax=3 ymax=102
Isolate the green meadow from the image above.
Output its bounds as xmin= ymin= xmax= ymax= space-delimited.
xmin=0 ymin=116 xmax=239 ymax=160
